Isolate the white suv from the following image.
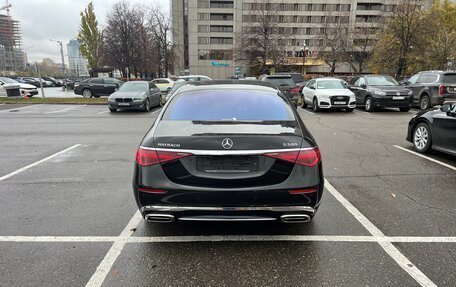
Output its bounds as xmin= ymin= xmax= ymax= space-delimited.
xmin=302 ymin=78 xmax=356 ymax=112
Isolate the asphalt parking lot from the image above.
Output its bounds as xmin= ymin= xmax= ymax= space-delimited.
xmin=0 ymin=103 xmax=455 ymax=286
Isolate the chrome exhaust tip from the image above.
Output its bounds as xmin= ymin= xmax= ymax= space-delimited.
xmin=145 ymin=214 xmax=175 ymax=223
xmin=280 ymin=214 xmax=311 ymax=223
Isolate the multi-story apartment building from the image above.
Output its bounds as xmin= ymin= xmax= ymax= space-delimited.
xmin=67 ymin=39 xmax=89 ymax=77
xmin=172 ymin=0 xmax=432 ymax=79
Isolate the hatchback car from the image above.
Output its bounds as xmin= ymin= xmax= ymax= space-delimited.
xmin=349 ymin=75 xmax=413 ymax=112
xmin=406 ymin=101 xmax=456 ymax=156
xmin=108 ymin=81 xmax=162 ymax=112
xmin=133 ymin=81 xmax=323 ymax=224
xmin=302 ymin=77 xmax=356 ymax=112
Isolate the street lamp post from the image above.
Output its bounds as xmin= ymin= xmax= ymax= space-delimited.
xmin=301 ymin=43 xmax=309 ymax=75
xmin=50 ymin=39 xmax=66 ymax=76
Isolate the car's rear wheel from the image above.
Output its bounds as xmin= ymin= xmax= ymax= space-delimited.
xmin=365 ymin=96 xmax=375 ymax=112
xmin=399 ymin=106 xmax=411 ymax=112
xmin=82 ymin=89 xmax=92 ymax=98
xmin=312 ymin=97 xmax=321 ymax=112
xmin=143 ymin=99 xmax=150 ymax=112
xmin=413 ymin=122 xmax=432 ymax=153
xmin=345 ymin=108 xmax=354 ymax=112
xmin=419 ymin=94 xmax=431 ymax=110
xmin=109 ymin=108 xmax=117 ymax=113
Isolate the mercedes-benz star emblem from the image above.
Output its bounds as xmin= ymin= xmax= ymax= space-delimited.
xmin=222 ymin=138 xmax=233 ymax=149
xmin=396 ymin=92 xmax=401 ymax=96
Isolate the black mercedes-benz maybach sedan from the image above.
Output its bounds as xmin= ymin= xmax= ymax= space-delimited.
xmin=133 ymin=81 xmax=324 ymax=224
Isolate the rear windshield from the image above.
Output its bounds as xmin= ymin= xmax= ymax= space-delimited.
xmin=264 ymin=78 xmax=295 ymax=86
xmin=290 ymin=74 xmax=305 ymax=84
xmin=163 ymin=90 xmax=295 ymax=121
xmin=443 ymin=74 xmax=456 ymax=84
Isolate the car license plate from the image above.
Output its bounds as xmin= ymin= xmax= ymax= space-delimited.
xmin=392 ymin=96 xmax=405 ymax=100
xmin=334 ymin=101 xmax=346 ymax=105
xmin=118 ymin=103 xmax=130 ymax=106
xmin=196 ymin=156 xmax=259 ymax=173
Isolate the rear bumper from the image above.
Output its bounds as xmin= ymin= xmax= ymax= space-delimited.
xmin=140 ymin=205 xmax=317 ymax=222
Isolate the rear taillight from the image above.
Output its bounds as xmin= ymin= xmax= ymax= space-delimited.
xmin=135 ymin=148 xmax=192 ymax=166
xmin=138 ymin=187 xmax=168 ymax=194
xmin=263 ymin=147 xmax=321 ymax=167
xmin=74 ymin=83 xmax=80 ymax=88
xmin=289 ymin=188 xmax=318 ymax=195
xmin=290 ymin=87 xmax=299 ymax=93
xmin=439 ymin=85 xmax=445 ymax=95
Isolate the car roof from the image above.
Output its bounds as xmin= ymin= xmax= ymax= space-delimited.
xmin=177 ymin=80 xmax=280 ymax=93
xmin=265 ymin=74 xmax=292 ymax=78
xmin=314 ymin=77 xmax=342 ymax=81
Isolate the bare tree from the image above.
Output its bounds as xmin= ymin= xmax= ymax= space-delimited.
xmin=148 ymin=6 xmax=173 ymax=77
xmin=236 ymin=0 xmax=287 ymax=74
xmin=346 ymin=26 xmax=380 ymax=74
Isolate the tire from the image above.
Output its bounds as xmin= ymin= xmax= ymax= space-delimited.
xmin=82 ymin=89 xmax=92 ymax=98
xmin=345 ymin=108 xmax=354 ymax=112
xmin=302 ymin=96 xmax=307 ymax=108
xmin=109 ymin=108 xmax=117 ymax=113
xmin=419 ymin=94 xmax=431 ymax=111
xmin=364 ymin=96 xmax=375 ymax=112
xmin=93 ymin=95 xmax=101 ymax=98
xmin=413 ymin=122 xmax=432 ymax=153
xmin=399 ymin=106 xmax=411 ymax=112
xmin=143 ymin=99 xmax=150 ymax=112
xmin=312 ymin=97 xmax=321 ymax=112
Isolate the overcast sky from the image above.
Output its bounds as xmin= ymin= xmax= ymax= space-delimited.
xmin=9 ymin=0 xmax=169 ymax=63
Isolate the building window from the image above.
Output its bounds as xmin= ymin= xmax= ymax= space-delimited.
xmin=199 ymin=49 xmax=233 ymax=60
xmin=198 ymin=37 xmax=209 ymax=44
xmin=210 ymin=13 xmax=233 ymax=21
xmin=210 ymin=1 xmax=234 ymax=9
xmin=198 ymin=13 xmax=210 ymax=21
xmin=210 ymin=25 xmax=233 ymax=32
xmin=198 ymin=25 xmax=209 ymax=33
xmin=197 ymin=0 xmax=209 ymax=8
xmin=210 ymin=37 xmax=233 ymax=44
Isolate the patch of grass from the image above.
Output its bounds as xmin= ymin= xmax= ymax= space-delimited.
xmin=0 ymin=97 xmax=107 ymax=105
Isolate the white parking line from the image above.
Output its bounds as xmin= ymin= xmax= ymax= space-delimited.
xmin=0 ymin=144 xmax=81 ymax=182
xmin=298 ymin=107 xmax=315 ymax=115
xmin=150 ymin=108 xmax=162 ymax=115
xmin=324 ymin=179 xmax=436 ymax=287
xmin=394 ymin=145 xmax=456 ymax=171
xmin=85 ymin=211 xmax=142 ymax=287
xmin=1 ymin=235 xmax=456 ymax=243
xmin=45 ymin=105 xmax=86 ymax=114
xmin=97 ymin=110 xmax=110 ymax=115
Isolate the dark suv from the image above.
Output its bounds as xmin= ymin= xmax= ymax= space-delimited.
xmin=259 ymin=74 xmax=301 ymax=107
xmin=402 ymin=71 xmax=456 ymax=110
xmin=348 ymin=75 xmax=413 ymax=112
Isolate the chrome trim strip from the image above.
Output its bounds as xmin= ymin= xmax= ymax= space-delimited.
xmin=141 ymin=205 xmax=316 ymax=214
xmin=178 ymin=217 xmax=277 ymax=222
xmin=139 ymin=147 xmax=313 ymax=156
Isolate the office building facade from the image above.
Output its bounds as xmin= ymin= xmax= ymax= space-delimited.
xmin=171 ymin=0 xmax=433 ymax=78
xmin=67 ymin=39 xmax=89 ymax=77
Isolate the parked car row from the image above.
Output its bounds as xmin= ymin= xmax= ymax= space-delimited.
xmin=0 ymin=77 xmax=38 ymax=97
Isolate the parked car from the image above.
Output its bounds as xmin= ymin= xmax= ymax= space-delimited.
xmin=277 ymin=72 xmax=305 ymax=86
xmin=349 ymin=75 xmax=413 ymax=112
xmin=151 ymin=78 xmax=174 ymax=94
xmin=0 ymin=77 xmax=38 ymax=97
xmin=64 ymin=78 xmax=80 ymax=90
xmin=18 ymin=77 xmax=41 ymax=88
xmin=302 ymin=77 xmax=356 ymax=112
xmin=0 ymin=77 xmax=20 ymax=97
xmin=74 ymin=77 xmax=123 ymax=98
xmin=107 ymin=81 xmax=162 ymax=112
xmin=259 ymin=74 xmax=301 ymax=107
xmin=242 ymin=76 xmax=257 ymax=81
xmin=402 ymin=71 xmax=456 ymax=110
xmin=42 ymin=77 xmax=63 ymax=87
xmin=133 ymin=81 xmax=323 ymax=223
xmin=407 ymin=101 xmax=456 ymax=156
xmin=165 ymin=80 xmax=189 ymax=102
xmin=34 ymin=78 xmax=53 ymax=87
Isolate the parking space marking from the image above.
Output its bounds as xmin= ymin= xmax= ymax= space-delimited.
xmin=0 ymin=144 xmax=81 ymax=182
xmin=325 ymin=179 xmax=436 ymax=287
xmin=149 ymin=108 xmax=162 ymax=115
xmin=44 ymin=105 xmax=86 ymax=114
xmin=394 ymin=145 xmax=456 ymax=171
xmin=85 ymin=210 xmax=142 ymax=287
xmin=0 ymin=105 xmax=35 ymax=113
xmin=97 ymin=110 xmax=110 ymax=115
xmin=298 ymin=107 xmax=315 ymax=115
xmin=1 ymin=235 xmax=456 ymax=243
